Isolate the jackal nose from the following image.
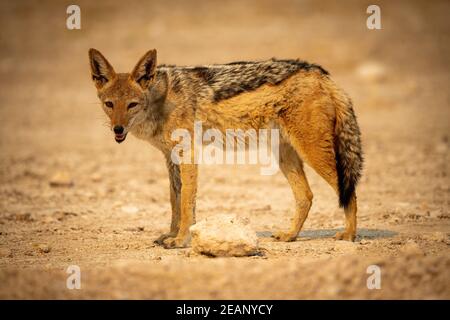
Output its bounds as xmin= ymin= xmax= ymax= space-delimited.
xmin=113 ymin=125 xmax=124 ymax=135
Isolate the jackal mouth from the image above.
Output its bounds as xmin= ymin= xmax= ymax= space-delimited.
xmin=115 ymin=133 xmax=127 ymax=143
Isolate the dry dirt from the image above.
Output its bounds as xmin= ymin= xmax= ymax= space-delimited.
xmin=0 ymin=0 xmax=449 ymax=299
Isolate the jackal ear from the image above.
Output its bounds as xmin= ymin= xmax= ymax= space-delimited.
xmin=131 ymin=49 xmax=157 ymax=90
xmin=89 ymin=48 xmax=116 ymax=89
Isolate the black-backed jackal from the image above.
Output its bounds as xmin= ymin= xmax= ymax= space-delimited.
xmin=89 ymin=49 xmax=363 ymax=248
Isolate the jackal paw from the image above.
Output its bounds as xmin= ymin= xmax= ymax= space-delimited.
xmin=335 ymin=231 xmax=356 ymax=242
xmin=162 ymin=235 xmax=190 ymax=249
xmin=272 ymin=231 xmax=298 ymax=242
xmin=154 ymin=233 xmax=177 ymax=246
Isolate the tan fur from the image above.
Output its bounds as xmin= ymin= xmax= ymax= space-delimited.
xmin=89 ymin=49 xmax=363 ymax=248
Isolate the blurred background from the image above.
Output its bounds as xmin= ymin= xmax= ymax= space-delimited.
xmin=0 ymin=0 xmax=448 ymax=299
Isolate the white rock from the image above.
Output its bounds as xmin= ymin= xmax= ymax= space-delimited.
xmin=359 ymin=239 xmax=371 ymax=245
xmin=190 ymin=214 xmax=259 ymax=257
xmin=121 ymin=205 xmax=139 ymax=214
xmin=91 ymin=173 xmax=102 ymax=182
xmin=49 ymin=171 xmax=74 ymax=187
xmin=422 ymin=232 xmax=447 ymax=243
xmin=35 ymin=244 xmax=51 ymax=254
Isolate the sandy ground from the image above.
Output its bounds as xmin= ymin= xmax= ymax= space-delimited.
xmin=0 ymin=0 xmax=449 ymax=299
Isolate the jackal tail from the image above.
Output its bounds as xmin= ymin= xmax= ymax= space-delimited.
xmin=330 ymin=82 xmax=363 ymax=208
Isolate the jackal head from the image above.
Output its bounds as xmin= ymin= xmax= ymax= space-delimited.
xmin=88 ymin=48 xmax=158 ymax=143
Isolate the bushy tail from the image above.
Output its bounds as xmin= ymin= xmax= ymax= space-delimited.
xmin=328 ymin=81 xmax=364 ymax=208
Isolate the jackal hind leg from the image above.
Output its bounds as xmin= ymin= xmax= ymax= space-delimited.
xmin=273 ymin=142 xmax=313 ymax=242
xmin=335 ymin=193 xmax=357 ymax=241
xmin=285 ymin=117 xmax=357 ymax=242
xmin=297 ymin=141 xmax=357 ymax=242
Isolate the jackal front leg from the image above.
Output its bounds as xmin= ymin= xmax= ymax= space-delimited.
xmin=155 ymin=159 xmax=181 ymax=245
xmin=163 ymin=163 xmax=197 ymax=248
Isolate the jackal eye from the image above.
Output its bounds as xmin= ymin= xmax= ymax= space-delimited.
xmin=104 ymin=101 xmax=113 ymax=108
xmin=128 ymin=102 xmax=138 ymax=109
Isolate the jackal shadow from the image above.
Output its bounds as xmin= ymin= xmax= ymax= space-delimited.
xmin=258 ymin=228 xmax=397 ymax=240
